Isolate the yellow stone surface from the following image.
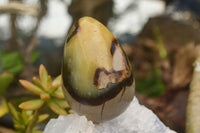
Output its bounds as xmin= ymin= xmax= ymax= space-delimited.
xmin=64 ymin=17 xmax=119 ymax=97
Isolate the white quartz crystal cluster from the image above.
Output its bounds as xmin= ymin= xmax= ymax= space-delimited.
xmin=44 ymin=97 xmax=176 ymax=133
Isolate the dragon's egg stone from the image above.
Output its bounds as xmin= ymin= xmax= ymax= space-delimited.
xmin=62 ymin=17 xmax=135 ymax=123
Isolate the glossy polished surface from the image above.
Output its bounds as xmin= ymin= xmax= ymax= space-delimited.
xmin=62 ymin=17 xmax=135 ymax=122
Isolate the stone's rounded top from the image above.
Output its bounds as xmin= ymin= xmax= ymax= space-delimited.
xmin=78 ymin=16 xmax=103 ymax=26
xmin=62 ymin=16 xmax=133 ymax=105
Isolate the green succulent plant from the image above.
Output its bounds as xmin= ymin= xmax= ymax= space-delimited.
xmin=8 ymin=103 xmax=48 ymax=133
xmin=19 ymin=64 xmax=68 ymax=115
xmin=8 ymin=64 xmax=72 ymax=133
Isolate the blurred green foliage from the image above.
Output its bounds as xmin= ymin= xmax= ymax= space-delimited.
xmin=153 ymin=25 xmax=168 ymax=60
xmin=136 ymin=67 xmax=165 ymax=97
xmin=0 ymin=72 xmax=14 ymax=94
xmin=0 ymin=51 xmax=24 ymax=75
xmin=0 ymin=51 xmax=40 ymax=94
xmin=0 ymin=51 xmax=23 ymax=95
xmin=31 ymin=51 xmax=40 ymax=64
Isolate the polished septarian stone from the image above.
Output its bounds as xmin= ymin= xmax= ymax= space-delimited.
xmin=62 ymin=16 xmax=135 ymax=123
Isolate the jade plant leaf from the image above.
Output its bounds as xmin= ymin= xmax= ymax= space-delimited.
xmin=39 ymin=64 xmax=48 ymax=89
xmin=19 ymin=99 xmax=44 ymax=110
xmin=52 ymin=75 xmax=61 ymax=87
xmin=32 ymin=126 xmax=43 ymax=133
xmin=47 ymin=100 xmax=67 ymax=115
xmin=8 ymin=103 xmax=20 ymax=121
xmin=51 ymin=87 xmax=65 ymax=99
xmin=14 ymin=124 xmax=26 ymax=131
xmin=53 ymin=99 xmax=69 ymax=109
xmin=32 ymin=77 xmax=45 ymax=91
xmin=40 ymin=93 xmax=50 ymax=100
xmin=36 ymin=114 xmax=49 ymax=123
xmin=21 ymin=110 xmax=33 ymax=125
xmin=19 ymin=80 xmax=45 ymax=95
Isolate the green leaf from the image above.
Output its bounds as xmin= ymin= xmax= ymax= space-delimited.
xmin=52 ymin=87 xmax=65 ymax=99
xmin=30 ymin=51 xmax=40 ymax=64
xmin=37 ymin=114 xmax=49 ymax=123
xmin=21 ymin=110 xmax=33 ymax=125
xmin=8 ymin=103 xmax=20 ymax=121
xmin=47 ymin=85 xmax=57 ymax=94
xmin=53 ymin=99 xmax=69 ymax=109
xmin=32 ymin=77 xmax=46 ymax=91
xmin=47 ymin=100 xmax=67 ymax=115
xmin=47 ymin=76 xmax=52 ymax=86
xmin=0 ymin=72 xmax=14 ymax=94
xmin=19 ymin=99 xmax=44 ymax=110
xmin=39 ymin=64 xmax=48 ymax=89
xmin=0 ymin=51 xmax=24 ymax=75
xmin=19 ymin=80 xmax=44 ymax=95
xmin=14 ymin=124 xmax=25 ymax=131
xmin=32 ymin=126 xmax=43 ymax=133
xmin=52 ymin=75 xmax=62 ymax=87
xmin=40 ymin=93 xmax=50 ymax=100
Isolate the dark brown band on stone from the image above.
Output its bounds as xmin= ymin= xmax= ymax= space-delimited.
xmin=66 ymin=21 xmax=80 ymax=43
xmin=62 ymin=62 xmax=134 ymax=106
xmin=110 ymin=38 xmax=118 ymax=55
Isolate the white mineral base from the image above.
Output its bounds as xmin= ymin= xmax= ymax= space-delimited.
xmin=44 ymin=97 xmax=177 ymax=133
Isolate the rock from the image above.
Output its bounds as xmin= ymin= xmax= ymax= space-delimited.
xmin=44 ymin=114 xmax=94 ymax=133
xmin=44 ymin=97 xmax=176 ymax=133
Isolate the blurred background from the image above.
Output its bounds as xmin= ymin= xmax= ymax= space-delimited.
xmin=0 ymin=0 xmax=200 ymax=132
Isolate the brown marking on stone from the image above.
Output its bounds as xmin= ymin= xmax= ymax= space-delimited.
xmin=94 ymin=68 xmax=110 ymax=87
xmin=112 ymin=69 xmax=131 ymax=83
xmin=101 ymin=103 xmax=105 ymax=121
xmin=93 ymin=66 xmax=131 ymax=89
xmin=119 ymin=45 xmax=130 ymax=71
xmin=110 ymin=38 xmax=118 ymax=55
xmin=119 ymin=87 xmax=126 ymax=102
xmin=66 ymin=21 xmax=80 ymax=43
